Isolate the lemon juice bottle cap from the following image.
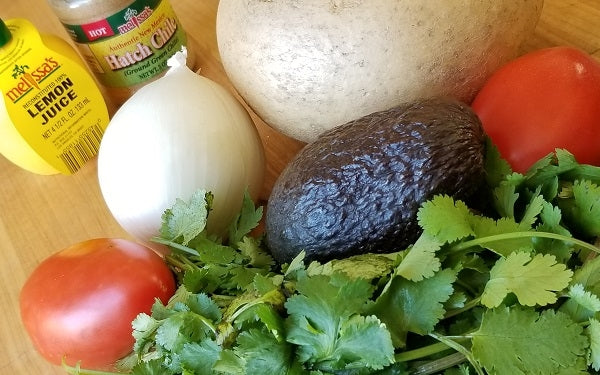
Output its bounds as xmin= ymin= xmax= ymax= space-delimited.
xmin=0 ymin=19 xmax=12 ymax=46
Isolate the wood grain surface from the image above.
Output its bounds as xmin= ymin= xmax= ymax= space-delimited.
xmin=0 ymin=0 xmax=598 ymax=373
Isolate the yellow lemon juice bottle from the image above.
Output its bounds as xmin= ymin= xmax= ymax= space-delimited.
xmin=0 ymin=18 xmax=109 ymax=175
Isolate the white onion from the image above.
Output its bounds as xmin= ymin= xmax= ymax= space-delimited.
xmin=97 ymin=50 xmax=265 ymax=249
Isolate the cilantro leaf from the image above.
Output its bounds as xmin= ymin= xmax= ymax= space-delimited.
xmin=369 ymin=268 xmax=456 ymax=348
xmin=282 ymin=252 xmax=307 ymax=279
xmin=285 ymin=273 xmax=374 ymax=321
xmin=213 ymin=349 xmax=246 ymax=374
xmin=155 ymin=311 xmax=214 ymax=352
xmin=525 ymin=149 xmax=580 ymax=189
xmin=484 ymin=138 xmax=513 ymax=188
xmin=560 ymin=257 xmax=600 ymax=323
xmin=417 ymin=195 xmax=475 ymax=243
xmin=563 ymin=163 xmax=600 ymax=185
xmin=131 ymin=359 xmax=172 ymax=375
xmin=328 ymin=253 xmax=397 ymax=281
xmin=159 ymin=189 xmax=213 ymax=245
xmin=587 ymin=318 xmax=600 ymax=371
xmin=228 ymin=189 xmax=263 ymax=246
xmin=470 ymin=216 xmax=533 ymax=256
xmin=302 ymin=253 xmax=397 ymax=282
xmin=472 ymin=307 xmax=588 ymax=375
xmin=568 ymin=284 xmax=600 ymax=312
xmin=194 ymin=237 xmax=243 ymax=264
xmin=331 ymin=315 xmax=395 ymax=370
xmin=304 ymin=260 xmax=334 ymax=277
xmin=481 ymin=252 xmax=572 ymax=308
xmin=560 ymin=284 xmax=600 ymax=323
xmin=252 ymin=273 xmax=282 ymax=296
xmin=555 ymin=357 xmax=593 ymax=375
xmin=132 ymin=312 xmax=161 ymax=355
xmin=181 ymin=267 xmax=222 ymax=295
xmin=571 ymin=256 xmax=600 ymax=293
xmin=518 ymin=194 xmax=544 ymax=230
xmin=395 ymin=232 xmax=442 ymax=281
xmin=131 ymin=156 xmax=600 ymax=375
xmin=179 ymin=340 xmax=221 ymax=374
xmin=223 ymin=287 xmax=286 ymax=333
xmin=234 ymin=328 xmax=298 ymax=374
xmin=558 ymin=180 xmax=600 ymax=238
xmin=444 ymin=291 xmax=467 ymax=311
xmin=238 ymin=236 xmax=273 ymax=268
xmin=186 ymin=293 xmax=222 ymax=323
xmin=228 ymin=278 xmax=286 ymax=337
xmin=233 ymin=303 xmax=286 ymax=342
xmin=229 ymin=265 xmax=264 ymax=290
xmin=173 ymin=223 xmax=274 ymax=297
xmin=284 ymin=273 xmax=394 ymax=371
xmin=492 ymin=178 xmax=521 ymax=219
xmin=534 ymin=200 xmax=573 ymax=262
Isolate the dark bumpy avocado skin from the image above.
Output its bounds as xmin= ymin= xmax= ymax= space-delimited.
xmin=265 ymin=98 xmax=486 ymax=264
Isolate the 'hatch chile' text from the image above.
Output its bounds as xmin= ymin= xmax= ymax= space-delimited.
xmin=103 ymin=17 xmax=178 ymax=70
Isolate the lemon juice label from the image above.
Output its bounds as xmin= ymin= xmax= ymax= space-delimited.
xmin=0 ymin=19 xmax=109 ymax=174
xmin=61 ymin=0 xmax=187 ymax=88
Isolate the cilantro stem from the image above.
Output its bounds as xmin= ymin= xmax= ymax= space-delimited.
xmin=62 ymin=361 xmax=123 ymax=375
xmin=165 ymin=253 xmax=188 ymax=270
xmin=453 ymin=278 xmax=478 ymax=297
xmin=430 ymin=333 xmax=484 ymax=375
xmin=228 ymin=299 xmax=265 ymax=322
xmin=410 ymin=352 xmax=467 ymax=375
xmin=196 ymin=313 xmax=218 ymax=337
xmin=444 ymin=296 xmax=481 ymax=319
xmin=165 ymin=252 xmax=198 ymax=271
xmin=395 ymin=335 xmax=477 ymax=375
xmin=395 ymin=341 xmax=455 ymax=362
xmin=449 ymin=231 xmax=600 ymax=254
xmin=151 ymin=237 xmax=200 ymax=256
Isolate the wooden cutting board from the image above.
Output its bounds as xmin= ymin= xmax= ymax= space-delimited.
xmin=0 ymin=0 xmax=598 ymax=373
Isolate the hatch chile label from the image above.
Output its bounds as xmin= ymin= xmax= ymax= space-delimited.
xmin=62 ymin=0 xmax=187 ymax=87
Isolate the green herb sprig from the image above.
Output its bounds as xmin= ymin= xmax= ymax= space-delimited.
xmin=73 ymin=145 xmax=600 ymax=375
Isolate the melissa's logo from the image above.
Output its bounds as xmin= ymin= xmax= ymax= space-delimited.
xmin=117 ymin=6 xmax=153 ymax=34
xmin=5 ymin=58 xmax=60 ymax=103
xmin=12 ymin=64 xmax=39 ymax=90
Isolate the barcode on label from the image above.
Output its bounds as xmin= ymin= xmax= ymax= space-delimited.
xmin=59 ymin=124 xmax=104 ymax=174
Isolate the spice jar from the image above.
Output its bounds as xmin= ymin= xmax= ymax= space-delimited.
xmin=47 ymin=0 xmax=194 ymax=106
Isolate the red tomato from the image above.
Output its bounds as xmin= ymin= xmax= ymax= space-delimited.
xmin=472 ymin=46 xmax=600 ymax=173
xmin=19 ymin=238 xmax=176 ymax=370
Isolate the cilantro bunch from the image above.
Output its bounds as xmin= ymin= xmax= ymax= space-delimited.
xmin=76 ymin=146 xmax=600 ymax=375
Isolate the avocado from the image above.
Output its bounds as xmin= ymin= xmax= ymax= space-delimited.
xmin=265 ymin=98 xmax=486 ymax=263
